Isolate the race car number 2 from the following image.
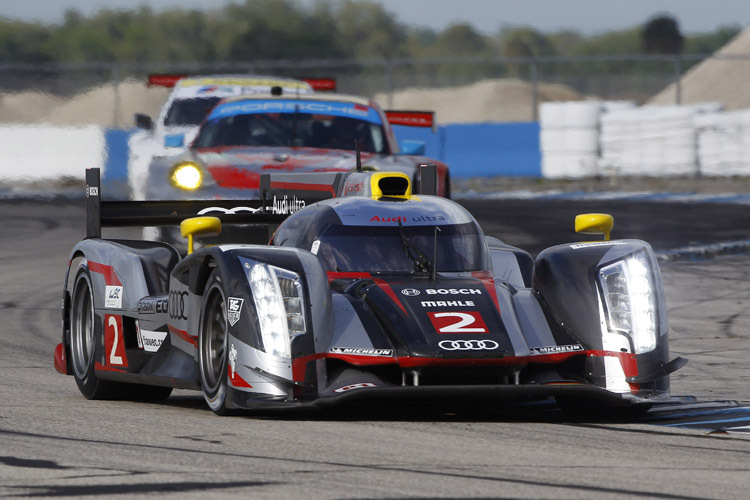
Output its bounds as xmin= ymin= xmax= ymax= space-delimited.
xmin=428 ymin=311 xmax=488 ymax=334
xmin=104 ymin=314 xmax=128 ymax=367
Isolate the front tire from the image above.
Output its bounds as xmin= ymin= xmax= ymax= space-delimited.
xmin=199 ymin=270 xmax=232 ymax=415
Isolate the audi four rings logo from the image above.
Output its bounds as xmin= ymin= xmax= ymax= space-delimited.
xmin=169 ymin=291 xmax=188 ymax=320
xmin=438 ymin=340 xmax=499 ymax=351
xmin=401 ymin=288 xmax=420 ymax=296
xmin=198 ymin=206 xmax=260 ymax=215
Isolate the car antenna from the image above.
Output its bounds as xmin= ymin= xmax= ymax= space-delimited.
xmin=431 ymin=226 xmax=441 ymax=283
xmin=355 ymin=139 xmax=362 ymax=172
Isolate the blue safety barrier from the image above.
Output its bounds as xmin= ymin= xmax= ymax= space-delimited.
xmin=392 ymin=122 xmax=541 ymax=178
xmin=104 ymin=122 xmax=542 ymax=191
xmin=103 ymin=129 xmax=130 ymax=181
xmin=102 ymin=129 xmax=131 ymax=199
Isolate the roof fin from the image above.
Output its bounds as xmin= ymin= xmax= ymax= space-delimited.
xmin=355 ymin=139 xmax=362 ymax=172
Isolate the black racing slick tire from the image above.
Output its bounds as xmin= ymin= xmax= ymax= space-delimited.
xmin=199 ymin=269 xmax=233 ymax=415
xmin=69 ymin=267 xmax=123 ymax=399
xmin=69 ymin=266 xmax=173 ymax=401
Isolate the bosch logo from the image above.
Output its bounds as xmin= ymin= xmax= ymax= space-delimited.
xmin=169 ymin=291 xmax=188 ymax=320
xmin=401 ymin=288 xmax=420 ymax=297
xmin=425 ymin=288 xmax=482 ymax=295
xmin=438 ymin=340 xmax=499 ymax=351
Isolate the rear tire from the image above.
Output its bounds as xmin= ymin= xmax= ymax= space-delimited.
xmin=199 ymin=269 xmax=233 ymax=415
xmin=69 ymin=266 xmax=173 ymax=401
xmin=70 ymin=268 xmax=122 ymax=399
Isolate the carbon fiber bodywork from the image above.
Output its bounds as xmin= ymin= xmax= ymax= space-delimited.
xmin=56 ymin=168 xmax=685 ymax=413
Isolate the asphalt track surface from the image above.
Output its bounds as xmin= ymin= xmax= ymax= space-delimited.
xmin=2 ymin=196 xmax=750 ymax=499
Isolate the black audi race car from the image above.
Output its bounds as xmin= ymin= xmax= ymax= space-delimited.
xmin=54 ymin=167 xmax=686 ymax=415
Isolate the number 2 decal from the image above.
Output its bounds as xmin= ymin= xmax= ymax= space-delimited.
xmin=428 ymin=311 xmax=488 ymax=333
xmin=104 ymin=314 xmax=127 ymax=367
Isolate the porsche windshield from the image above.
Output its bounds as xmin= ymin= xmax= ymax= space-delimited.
xmin=163 ymin=97 xmax=223 ymax=127
xmin=314 ymin=223 xmax=489 ymax=274
xmin=193 ymin=99 xmax=388 ymax=153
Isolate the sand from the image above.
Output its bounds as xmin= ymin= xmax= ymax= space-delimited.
xmin=649 ymin=28 xmax=750 ymax=110
xmin=0 ymin=77 xmax=582 ymax=127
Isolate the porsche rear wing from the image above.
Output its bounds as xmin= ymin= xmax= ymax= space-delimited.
xmin=85 ymin=165 xmax=439 ymax=238
xmin=384 ymin=110 xmax=436 ymax=132
xmin=147 ymin=74 xmax=336 ymax=92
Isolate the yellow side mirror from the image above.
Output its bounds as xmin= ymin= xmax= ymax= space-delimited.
xmin=575 ymin=213 xmax=614 ymax=241
xmin=180 ymin=216 xmax=221 ymax=254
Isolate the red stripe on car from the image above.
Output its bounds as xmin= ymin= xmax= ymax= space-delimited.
xmin=207 ymin=166 xmax=260 ymax=188
xmin=168 ymin=324 xmax=197 ymax=347
xmin=472 ymin=271 xmax=501 ymax=313
xmin=372 ymin=278 xmax=408 ymax=316
xmin=88 ymin=261 xmax=122 ymax=286
xmin=228 ymin=366 xmax=253 ymax=388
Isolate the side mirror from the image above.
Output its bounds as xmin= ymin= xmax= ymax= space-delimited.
xmin=575 ymin=213 xmax=614 ymax=241
xmin=180 ymin=216 xmax=221 ymax=254
xmin=399 ymin=140 xmax=426 ymax=156
xmin=164 ymin=133 xmax=185 ymax=148
xmin=134 ymin=113 xmax=153 ymax=130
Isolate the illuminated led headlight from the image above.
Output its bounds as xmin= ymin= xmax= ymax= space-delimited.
xmin=170 ymin=162 xmax=203 ymax=190
xmin=247 ymin=263 xmax=306 ymax=358
xmin=599 ymin=251 xmax=657 ymax=354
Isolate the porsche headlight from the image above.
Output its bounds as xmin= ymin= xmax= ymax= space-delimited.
xmin=170 ymin=162 xmax=203 ymax=190
xmin=599 ymin=251 xmax=657 ymax=354
xmin=246 ymin=262 xmax=306 ymax=358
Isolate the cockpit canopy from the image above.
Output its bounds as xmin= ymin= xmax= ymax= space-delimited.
xmin=273 ymin=196 xmax=491 ymax=274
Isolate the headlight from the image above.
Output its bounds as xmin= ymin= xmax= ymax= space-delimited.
xmin=246 ymin=262 xmax=306 ymax=358
xmin=170 ymin=162 xmax=203 ymax=190
xmin=598 ymin=251 xmax=657 ymax=354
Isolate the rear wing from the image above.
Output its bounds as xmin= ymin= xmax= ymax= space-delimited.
xmin=86 ymin=169 xmax=285 ymax=239
xmin=385 ymin=110 xmax=436 ymax=132
xmin=85 ymin=165 xmax=438 ymax=239
xmin=146 ymin=74 xmax=336 ymax=92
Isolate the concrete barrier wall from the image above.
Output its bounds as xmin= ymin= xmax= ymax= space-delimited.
xmin=9 ymin=112 xmax=750 ymax=184
xmin=0 ymin=125 xmax=106 ymax=180
xmin=0 ymin=123 xmax=544 ymax=184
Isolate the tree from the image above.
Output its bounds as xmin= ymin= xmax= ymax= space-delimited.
xmin=434 ymin=23 xmax=488 ymax=57
xmin=500 ymin=27 xmax=556 ymax=59
xmin=499 ymin=27 xmax=556 ymax=76
xmin=642 ymin=14 xmax=684 ymax=54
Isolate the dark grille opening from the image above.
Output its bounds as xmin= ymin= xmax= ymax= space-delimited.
xmin=378 ymin=176 xmax=409 ymax=196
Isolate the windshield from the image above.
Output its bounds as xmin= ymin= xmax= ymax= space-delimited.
xmin=193 ymin=100 xmax=388 ymax=153
xmin=163 ymin=97 xmax=223 ymax=127
xmin=314 ymin=223 xmax=488 ymax=274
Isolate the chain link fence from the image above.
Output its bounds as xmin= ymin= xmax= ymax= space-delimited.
xmin=0 ymin=53 xmax=748 ymax=128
